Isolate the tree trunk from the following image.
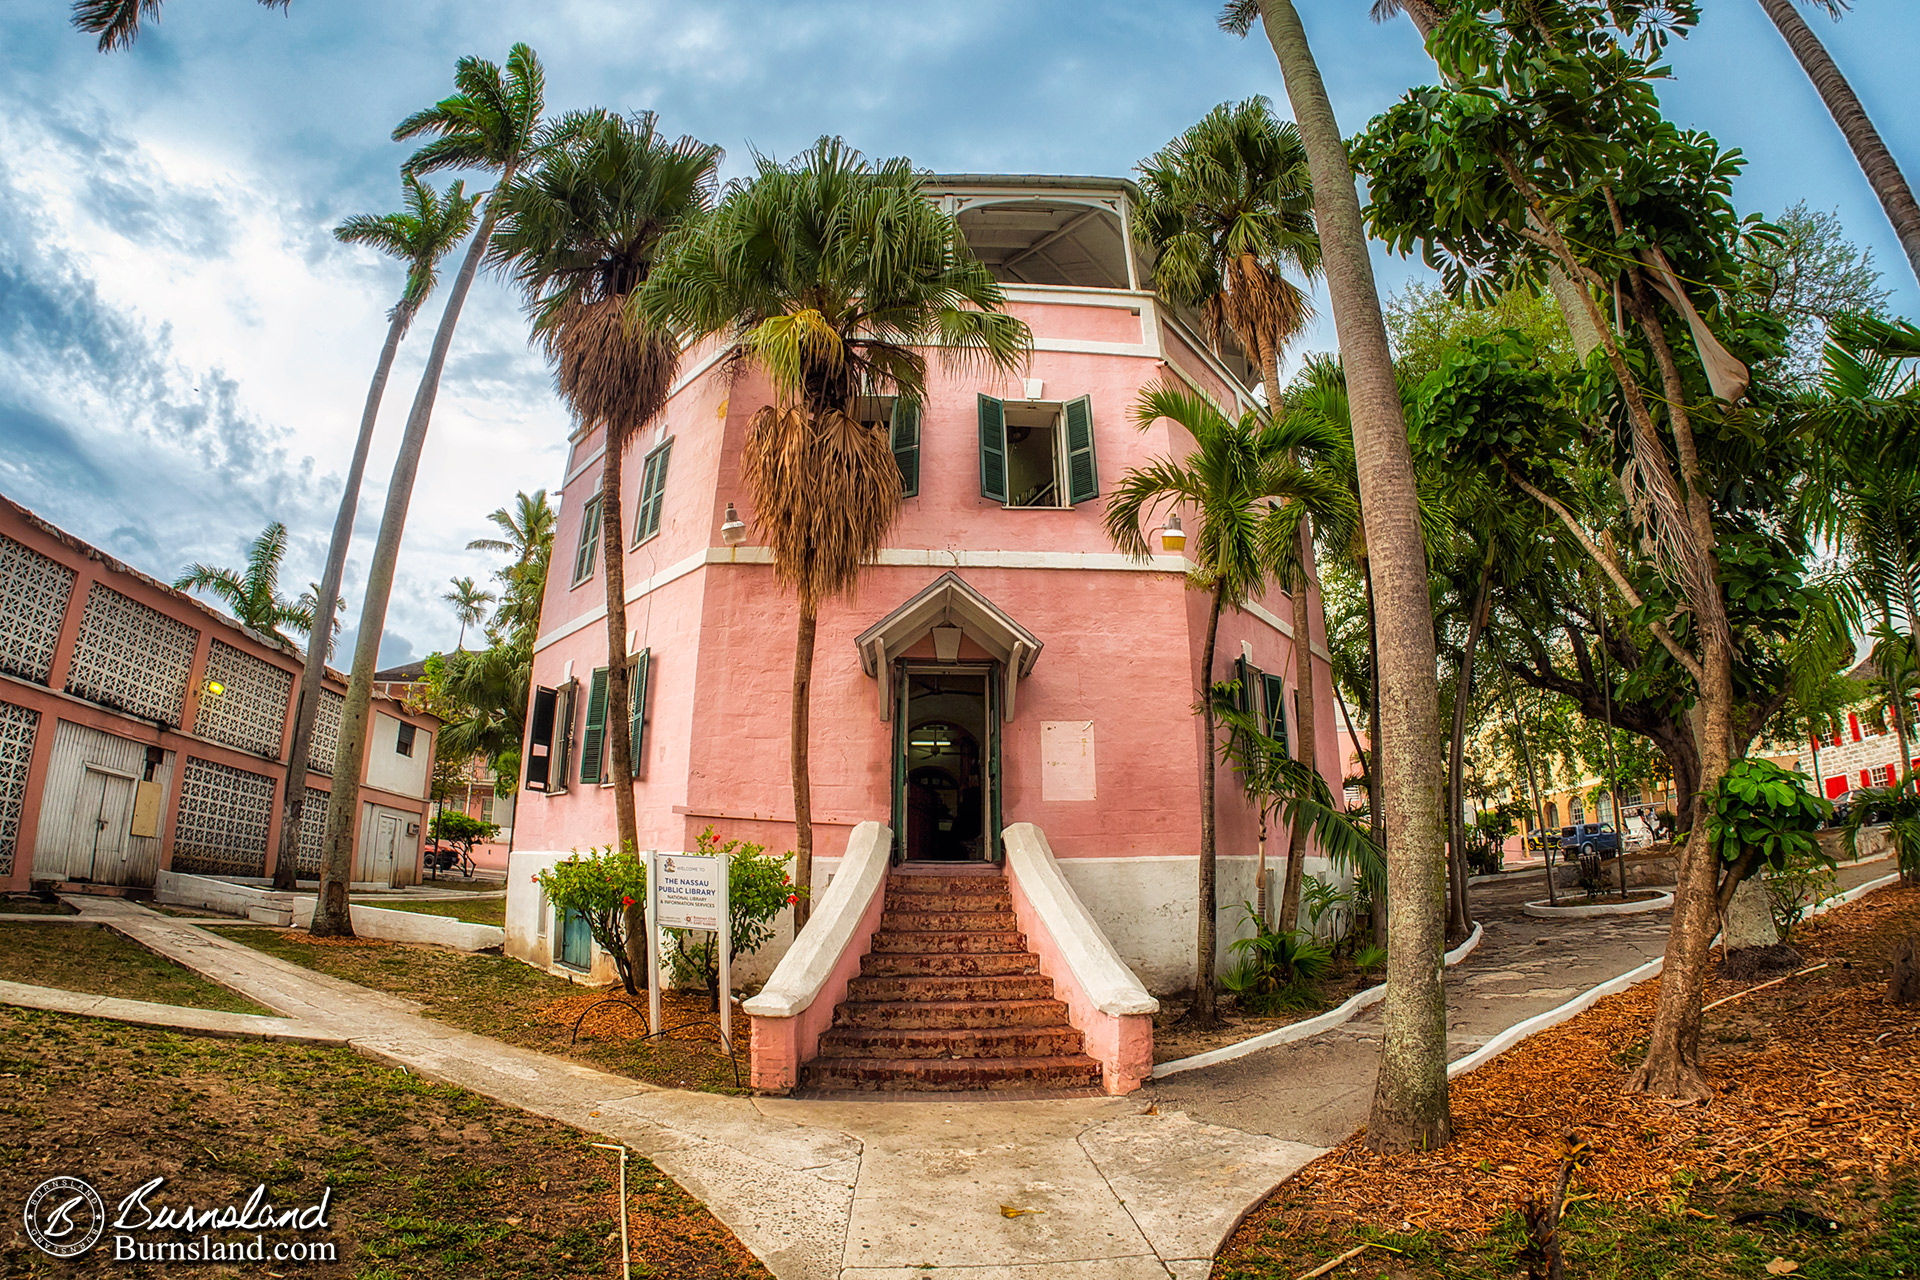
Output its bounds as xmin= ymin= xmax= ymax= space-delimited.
xmin=1364 ymin=557 xmax=1387 ymax=949
xmin=600 ymin=442 xmax=639 ymax=863
xmin=1190 ymin=585 xmax=1226 ymax=1027
xmin=314 ymin=196 xmax=504 ymax=938
xmin=1447 ymin=547 xmax=1495 ymax=943
xmin=790 ymin=605 xmax=817 ymax=932
xmin=273 ymin=306 xmax=408 ymax=892
xmin=1257 ymin=0 xmax=1452 ymax=1152
xmin=1755 ymin=0 xmax=1920 ymax=286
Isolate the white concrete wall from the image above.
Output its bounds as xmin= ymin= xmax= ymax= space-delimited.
xmin=156 ymin=870 xmax=292 ymax=925
xmin=365 ymin=711 xmax=430 ymax=798
xmin=289 ymin=898 xmax=503 ymax=951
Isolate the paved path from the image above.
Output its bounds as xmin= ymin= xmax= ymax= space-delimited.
xmin=10 ymin=859 xmax=1894 ymax=1279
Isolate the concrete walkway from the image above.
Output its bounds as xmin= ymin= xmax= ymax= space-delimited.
xmin=9 ymin=860 xmax=1894 ymax=1279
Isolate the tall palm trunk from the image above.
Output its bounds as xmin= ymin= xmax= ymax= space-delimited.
xmin=314 ymin=195 xmax=506 ymax=938
xmin=1755 ymin=0 xmax=1920 ymax=286
xmin=1447 ymin=545 xmax=1495 ymax=943
xmin=272 ymin=306 xmax=408 ymax=892
xmin=791 ymin=604 xmax=817 ymax=931
xmin=1192 ymin=584 xmax=1227 ymax=1026
xmin=1255 ymin=0 xmax=1452 ymax=1151
xmin=1363 ymin=556 xmax=1387 ymax=948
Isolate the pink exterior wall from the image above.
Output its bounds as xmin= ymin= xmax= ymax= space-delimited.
xmin=1005 ymin=867 xmax=1152 ymax=1093
xmin=0 ymin=496 xmax=437 ymax=892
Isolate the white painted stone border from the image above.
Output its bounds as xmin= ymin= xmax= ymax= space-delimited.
xmin=1523 ymin=891 xmax=1674 ymax=919
xmin=1446 ymin=870 xmax=1903 ymax=1081
xmin=1152 ymin=922 xmax=1482 ymax=1079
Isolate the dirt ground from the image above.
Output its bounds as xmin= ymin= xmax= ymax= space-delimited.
xmin=0 ymin=1007 xmax=769 ymax=1279
xmin=1215 ymin=883 xmax=1920 ymax=1279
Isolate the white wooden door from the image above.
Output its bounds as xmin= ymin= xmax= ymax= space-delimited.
xmin=373 ymin=813 xmax=399 ymax=886
xmin=65 ymin=767 xmax=136 ymax=883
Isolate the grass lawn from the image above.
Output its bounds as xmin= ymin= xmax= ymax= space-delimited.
xmin=1217 ymin=883 xmax=1920 ymax=1280
xmin=0 ymin=1007 xmax=770 ymax=1279
xmin=353 ymin=896 xmax=506 ymax=927
xmin=0 ymin=896 xmax=77 ymax=916
xmin=0 ymin=922 xmax=270 ymax=1015
xmin=209 ymin=928 xmax=748 ymax=1094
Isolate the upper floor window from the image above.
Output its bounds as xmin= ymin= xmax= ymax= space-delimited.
xmin=632 ymin=440 xmax=673 ymax=546
xmin=395 ymin=722 xmax=416 ymax=757
xmin=571 ymin=496 xmax=602 ymax=586
xmin=978 ymin=394 xmax=1097 ymax=508
xmin=856 ymin=396 xmax=921 ymax=499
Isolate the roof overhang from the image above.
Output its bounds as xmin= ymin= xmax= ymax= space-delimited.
xmin=854 ymin=571 xmax=1043 ymax=722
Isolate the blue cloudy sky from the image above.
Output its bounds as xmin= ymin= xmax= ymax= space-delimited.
xmin=1 ymin=1 xmax=1914 ymax=665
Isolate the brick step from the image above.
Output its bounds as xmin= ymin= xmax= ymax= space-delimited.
xmin=816 ymin=1025 xmax=1087 ymax=1061
xmin=799 ymin=1054 xmax=1104 ymax=1093
xmin=885 ymin=878 xmax=1010 ymax=901
xmin=879 ymin=909 xmax=1019 ymax=933
xmin=868 ymin=929 xmax=1027 ymax=955
xmin=847 ymin=973 xmax=1058 ymax=1003
xmin=835 ymin=997 xmax=1072 ymax=1030
xmin=858 ymin=949 xmax=1038 ymax=978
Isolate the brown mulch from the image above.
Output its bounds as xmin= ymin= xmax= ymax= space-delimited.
xmin=1224 ymin=884 xmax=1920 ymax=1245
xmin=532 ymin=985 xmax=741 ymax=1051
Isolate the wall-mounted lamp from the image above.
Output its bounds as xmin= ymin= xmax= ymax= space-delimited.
xmin=202 ymin=678 xmax=226 ymax=698
xmin=1158 ymin=512 xmax=1186 ymax=553
xmin=720 ymin=502 xmax=747 ymax=547
xmin=931 ymin=625 xmax=964 ymax=663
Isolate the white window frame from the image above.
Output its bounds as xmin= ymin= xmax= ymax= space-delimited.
xmin=571 ymin=495 xmax=602 ymax=587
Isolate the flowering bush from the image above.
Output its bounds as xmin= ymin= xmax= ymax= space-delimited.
xmin=664 ymin=827 xmax=805 ymax=1010
xmin=536 ymin=845 xmax=646 ymax=994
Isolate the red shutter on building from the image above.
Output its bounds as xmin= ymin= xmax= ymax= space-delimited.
xmin=1827 ymin=775 xmax=1847 ymax=800
xmin=1850 ymin=714 xmax=1862 ymax=742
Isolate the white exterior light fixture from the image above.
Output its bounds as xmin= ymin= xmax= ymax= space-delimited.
xmin=931 ymin=624 xmax=964 ymax=662
xmin=720 ymin=502 xmax=748 ymax=547
xmin=1158 ymin=512 xmax=1186 ymax=553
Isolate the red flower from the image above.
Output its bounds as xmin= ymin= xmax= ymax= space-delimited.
xmin=621 ymin=895 xmax=636 ymax=907
xmin=785 ymin=894 xmax=798 ymax=905
xmin=530 ymin=875 xmax=539 ymax=883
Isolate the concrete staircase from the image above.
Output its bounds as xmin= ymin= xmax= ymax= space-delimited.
xmin=801 ymin=869 xmax=1103 ymax=1092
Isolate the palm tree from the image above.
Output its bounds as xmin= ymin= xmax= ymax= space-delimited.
xmin=1753 ymin=0 xmax=1920 ymax=287
xmin=443 ymin=576 xmax=495 ymax=650
xmin=1106 ymin=382 xmax=1352 ymax=1026
xmin=468 ymin=489 xmax=557 ymax=646
xmin=490 ymin=110 xmax=722 ymax=871
xmin=1135 ymin=96 xmax=1332 ymax=938
xmin=638 ymin=138 xmax=1031 ymax=928
xmin=1224 ymin=0 xmax=1454 ymax=1152
xmin=314 ymin=44 xmax=548 ymax=938
xmin=267 ymin=175 xmax=478 ymax=893
xmin=71 ymin=0 xmax=287 ymax=51
xmin=174 ymin=521 xmax=313 ymax=639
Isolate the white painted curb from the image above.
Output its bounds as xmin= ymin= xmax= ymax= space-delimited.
xmin=1447 ymin=871 xmax=1903 ymax=1081
xmin=1522 ymin=891 xmax=1674 ymax=919
xmin=1151 ymin=922 xmax=1483 ymax=1079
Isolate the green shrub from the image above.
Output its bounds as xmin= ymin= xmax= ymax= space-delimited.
xmin=535 ymin=846 xmax=646 ymax=994
xmin=1221 ymin=904 xmax=1330 ymax=1015
xmin=663 ymin=828 xmax=806 ymax=1011
xmin=1845 ymin=766 xmax=1920 ymax=887
xmin=1702 ymin=759 xmax=1835 ymax=900
xmin=1765 ymin=845 xmax=1836 ymax=942
xmin=429 ymin=810 xmax=498 ymax=856
xmin=1353 ymin=943 xmax=1387 ymax=973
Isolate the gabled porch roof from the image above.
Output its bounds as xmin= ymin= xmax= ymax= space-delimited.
xmin=853 ymin=571 xmax=1043 ymax=721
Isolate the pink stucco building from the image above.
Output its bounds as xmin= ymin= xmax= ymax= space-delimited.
xmin=508 ymin=175 xmax=1344 ymax=1000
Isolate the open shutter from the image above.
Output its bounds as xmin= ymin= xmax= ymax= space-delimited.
xmin=1232 ymin=656 xmax=1255 ymax=713
xmin=891 ymin=400 xmax=921 ymax=498
xmin=978 ymin=394 xmax=1007 ymax=502
xmin=1064 ymin=394 xmax=1098 ymax=504
xmin=550 ymin=682 xmax=576 ymax=793
xmin=628 ymin=648 xmax=651 ymax=767
xmin=578 ymin=668 xmax=608 ymax=784
xmin=525 ymin=686 xmax=556 ymax=790
xmin=1263 ymin=673 xmax=1292 ymax=757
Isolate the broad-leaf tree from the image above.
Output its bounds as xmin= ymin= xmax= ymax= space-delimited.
xmin=316 ymin=44 xmax=548 ymax=937
xmin=638 ymin=138 xmax=1031 ymax=929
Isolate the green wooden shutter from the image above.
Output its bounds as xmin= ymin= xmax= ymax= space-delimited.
xmin=1232 ymin=657 xmax=1255 ymax=713
xmin=978 ymin=394 xmax=1007 ymax=502
xmin=628 ymin=649 xmax=650 ymax=766
xmin=1064 ymin=394 xmax=1098 ymax=504
xmin=550 ymin=682 xmax=575 ymax=793
xmin=1263 ymin=673 xmax=1292 ymax=757
xmin=891 ymin=400 xmax=921 ymax=498
xmin=578 ymin=667 xmax=608 ymax=785
xmin=572 ymin=496 xmax=601 ymax=584
xmin=636 ymin=442 xmax=671 ymax=542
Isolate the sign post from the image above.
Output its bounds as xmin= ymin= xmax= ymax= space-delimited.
xmin=651 ymin=850 xmax=730 ymax=1047
xmin=644 ymin=850 xmax=661 ymax=1037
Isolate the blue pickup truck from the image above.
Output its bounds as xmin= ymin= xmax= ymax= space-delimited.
xmin=1559 ymin=823 xmax=1623 ymax=859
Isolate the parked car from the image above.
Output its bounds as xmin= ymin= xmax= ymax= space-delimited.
xmin=1524 ymin=828 xmax=1557 ymax=854
xmin=1830 ymin=788 xmax=1891 ymax=828
xmin=1559 ymin=823 xmax=1623 ymax=859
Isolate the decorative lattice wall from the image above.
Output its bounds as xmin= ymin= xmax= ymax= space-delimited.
xmin=0 ymin=700 xmax=40 ymax=878
xmin=193 ymin=640 xmax=291 ymax=757
xmin=295 ymin=789 xmax=328 ymax=875
xmin=65 ymin=584 xmax=198 ymax=724
xmin=0 ymin=535 xmax=76 ymax=685
xmin=171 ymin=756 xmax=273 ymax=877
xmin=309 ymin=689 xmax=344 ymax=776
